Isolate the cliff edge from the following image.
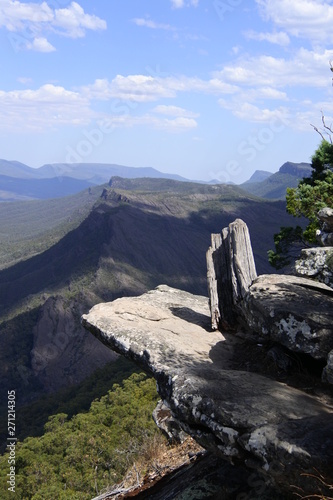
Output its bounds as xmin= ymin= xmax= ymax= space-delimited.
xmin=82 ymin=220 xmax=333 ymax=498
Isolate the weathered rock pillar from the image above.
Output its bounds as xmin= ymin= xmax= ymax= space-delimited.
xmin=206 ymin=219 xmax=257 ymax=330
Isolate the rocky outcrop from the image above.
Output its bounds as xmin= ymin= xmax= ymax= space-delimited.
xmin=207 ymin=219 xmax=333 ymax=380
xmin=206 ymin=219 xmax=257 ymax=329
xmin=82 ymin=285 xmax=333 ymax=497
xmin=239 ymin=274 xmax=333 ymax=360
xmin=32 ymin=295 xmax=116 ymax=392
xmin=279 ymin=161 xmax=312 ymax=178
xmin=317 ymin=206 xmax=333 ymax=246
xmin=295 ymin=247 xmax=333 ymax=288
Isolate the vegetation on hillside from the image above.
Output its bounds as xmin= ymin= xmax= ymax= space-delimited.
xmin=0 ymin=185 xmax=104 ymax=270
xmin=0 ymin=357 xmax=138 ymax=453
xmin=0 ymin=371 xmax=163 ymax=500
xmin=268 ymin=139 xmax=333 ymax=269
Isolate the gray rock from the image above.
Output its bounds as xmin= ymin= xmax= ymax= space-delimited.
xmin=239 ymin=274 xmax=333 ymax=361
xmin=82 ymin=285 xmax=333 ymax=495
xmin=206 ymin=219 xmax=257 ymax=330
xmin=317 ymin=207 xmax=333 ymax=245
xmin=318 ymin=207 xmax=333 ymax=232
xmin=32 ymin=295 xmax=116 ymax=392
xmin=153 ymin=400 xmax=187 ymax=443
xmin=206 ymin=220 xmax=333 ymax=381
xmin=295 ymin=247 xmax=333 ymax=288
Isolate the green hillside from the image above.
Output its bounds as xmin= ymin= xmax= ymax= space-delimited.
xmin=0 ymin=370 xmax=162 ymax=500
xmin=0 ymin=184 xmax=105 ymax=270
xmin=241 ymin=172 xmax=301 ymax=199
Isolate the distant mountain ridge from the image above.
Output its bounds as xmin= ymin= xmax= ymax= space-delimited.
xmin=241 ymin=161 xmax=312 ymax=199
xmin=244 ymin=170 xmax=272 ymax=184
xmin=0 ymin=159 xmax=313 ymax=201
xmin=0 ymin=160 xmax=194 ymax=201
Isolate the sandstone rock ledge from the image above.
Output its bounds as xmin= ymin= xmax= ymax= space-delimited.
xmin=82 ymin=285 xmax=333 ymax=496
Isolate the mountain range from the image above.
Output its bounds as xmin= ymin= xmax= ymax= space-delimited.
xmin=0 ymin=160 xmax=191 ymax=200
xmin=0 ymin=159 xmax=312 ymax=201
xmin=0 ymin=157 xmax=313 ymax=466
xmin=0 ymin=176 xmax=300 ymax=416
xmin=241 ymin=161 xmax=312 ymax=199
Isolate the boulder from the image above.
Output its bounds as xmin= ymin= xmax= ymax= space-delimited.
xmin=316 ymin=207 xmax=333 ymax=246
xmin=239 ymin=274 xmax=333 ymax=360
xmin=318 ymin=207 xmax=333 ymax=232
xmin=295 ymin=247 xmax=333 ymax=288
xmin=152 ymin=400 xmax=187 ymax=443
xmin=82 ymin=285 xmax=333 ymax=496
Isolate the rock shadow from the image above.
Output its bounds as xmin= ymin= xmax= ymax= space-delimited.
xmin=170 ymin=306 xmax=211 ymax=332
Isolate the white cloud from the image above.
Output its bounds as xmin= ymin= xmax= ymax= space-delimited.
xmin=146 ymin=115 xmax=198 ymax=131
xmin=97 ymin=113 xmax=198 ymax=132
xmin=256 ymin=0 xmax=333 ymax=43
xmin=152 ymin=104 xmax=199 ymax=118
xmin=214 ymin=48 xmax=333 ymax=88
xmin=132 ymin=18 xmax=175 ymax=31
xmin=244 ymin=30 xmax=290 ymax=46
xmin=0 ymin=1 xmax=53 ymax=31
xmin=27 ymin=36 xmax=55 ymax=52
xmin=81 ymin=74 xmax=239 ymax=103
xmin=0 ymin=1 xmax=106 ymax=51
xmin=0 ymin=83 xmax=92 ymax=131
xmin=82 ymin=75 xmax=178 ymax=102
xmin=171 ymin=0 xmax=185 ymax=8
xmin=53 ymin=2 xmax=107 ymax=38
xmin=218 ymin=99 xmax=290 ymax=124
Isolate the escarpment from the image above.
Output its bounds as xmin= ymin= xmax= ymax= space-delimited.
xmin=82 ymin=219 xmax=333 ymax=498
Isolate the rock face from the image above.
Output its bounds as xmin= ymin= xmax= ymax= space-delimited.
xmin=207 ymin=219 xmax=333 ymax=380
xmin=295 ymin=247 xmax=333 ymax=288
xmin=32 ymin=295 xmax=117 ymax=392
xmin=206 ymin=219 xmax=257 ymax=329
xmin=82 ymin=285 xmax=333 ymax=496
xmin=240 ymin=274 xmax=333 ymax=360
xmin=317 ymin=207 xmax=333 ymax=246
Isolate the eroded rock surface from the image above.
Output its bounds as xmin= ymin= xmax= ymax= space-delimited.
xmin=206 ymin=218 xmax=257 ymax=329
xmin=82 ymin=285 xmax=333 ymax=496
xmin=207 ymin=219 xmax=333 ymax=381
xmin=317 ymin=207 xmax=333 ymax=246
xmin=239 ymin=274 xmax=333 ymax=360
xmin=295 ymin=247 xmax=333 ymax=288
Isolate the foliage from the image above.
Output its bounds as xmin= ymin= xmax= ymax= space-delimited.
xmin=268 ymin=140 xmax=333 ymax=269
xmin=0 ymin=372 xmax=162 ymax=499
xmin=285 ymin=169 xmax=333 ymax=242
xmin=0 ymin=185 xmax=103 ymax=270
xmin=267 ymin=226 xmax=304 ymax=269
xmin=0 ymin=357 xmax=138 ymax=453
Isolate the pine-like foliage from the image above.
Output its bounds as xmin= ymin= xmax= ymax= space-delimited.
xmin=0 ymin=372 xmax=162 ymax=499
xmin=268 ymin=140 xmax=333 ymax=269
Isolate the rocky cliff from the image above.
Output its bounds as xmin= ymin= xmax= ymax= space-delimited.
xmin=82 ymin=219 xmax=333 ymax=498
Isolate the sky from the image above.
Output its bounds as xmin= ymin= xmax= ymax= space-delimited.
xmin=1 ymin=0 xmax=333 ymax=183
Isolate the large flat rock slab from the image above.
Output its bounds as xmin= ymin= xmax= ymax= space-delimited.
xmin=82 ymin=285 xmax=333 ymax=495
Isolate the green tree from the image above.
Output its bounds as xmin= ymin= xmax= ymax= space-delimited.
xmin=0 ymin=372 xmax=162 ymax=499
xmin=268 ymin=139 xmax=333 ymax=269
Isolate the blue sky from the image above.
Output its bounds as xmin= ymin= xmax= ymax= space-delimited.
xmin=0 ymin=0 xmax=333 ymax=183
